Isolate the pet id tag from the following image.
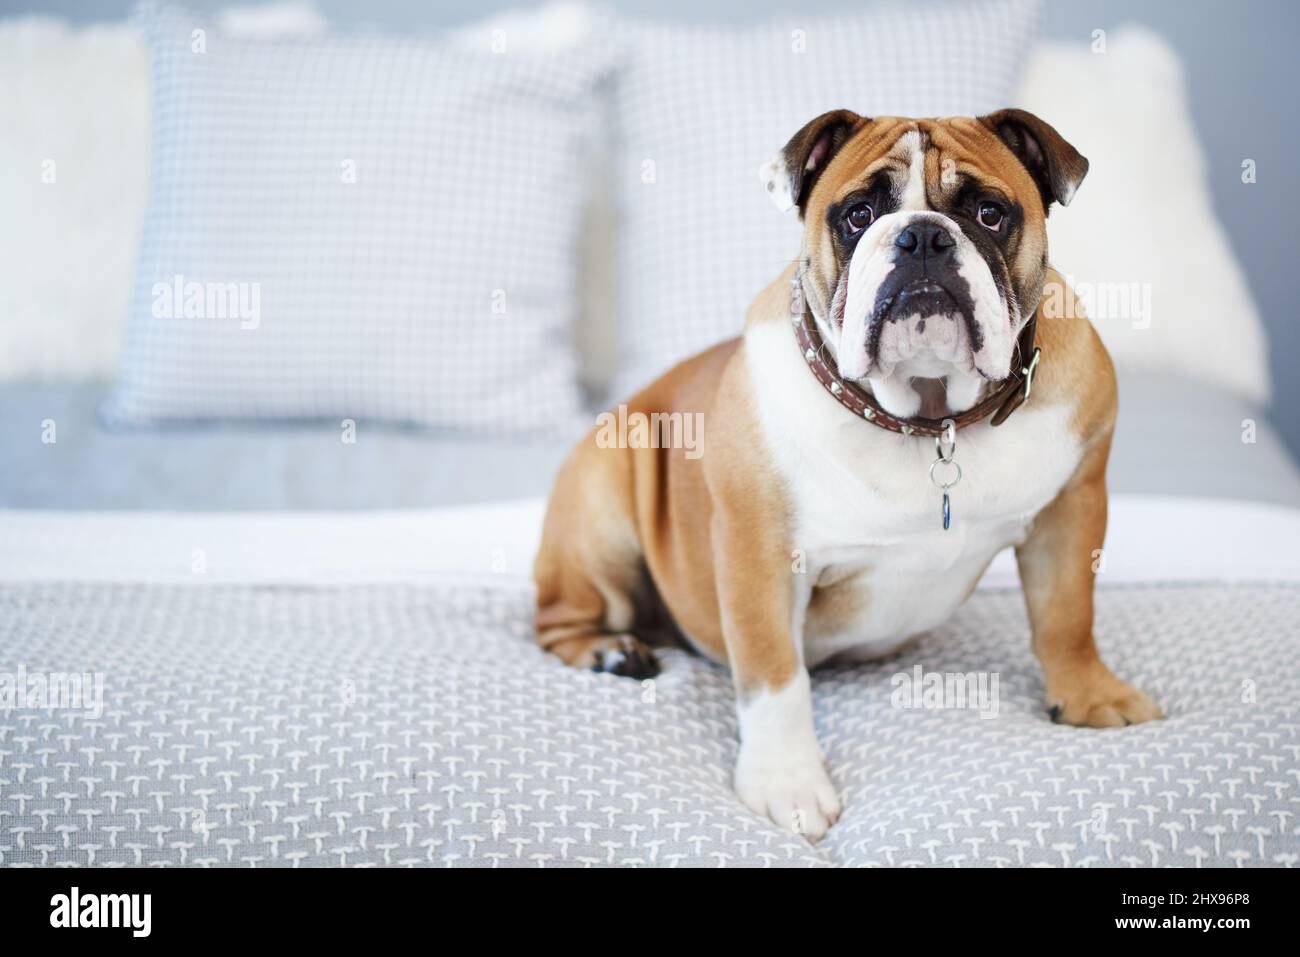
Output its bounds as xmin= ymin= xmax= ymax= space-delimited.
xmin=929 ymin=421 xmax=962 ymax=531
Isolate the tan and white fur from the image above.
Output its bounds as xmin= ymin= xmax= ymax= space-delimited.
xmin=534 ymin=110 xmax=1161 ymax=842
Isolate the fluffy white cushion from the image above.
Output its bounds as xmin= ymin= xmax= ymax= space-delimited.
xmin=0 ymin=18 xmax=149 ymax=382
xmin=1016 ymin=25 xmax=1269 ymax=403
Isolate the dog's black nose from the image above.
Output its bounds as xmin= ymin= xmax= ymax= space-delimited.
xmin=894 ymin=222 xmax=956 ymax=258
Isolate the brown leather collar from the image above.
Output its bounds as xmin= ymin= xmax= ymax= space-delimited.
xmin=791 ymin=283 xmax=1041 ymax=438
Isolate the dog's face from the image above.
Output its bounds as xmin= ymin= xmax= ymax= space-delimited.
xmin=761 ymin=110 xmax=1087 ymax=419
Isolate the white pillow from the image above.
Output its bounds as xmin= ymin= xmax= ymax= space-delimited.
xmin=609 ymin=0 xmax=1044 ymax=396
xmin=0 ymin=17 xmax=149 ymax=382
xmin=0 ymin=3 xmax=326 ymax=384
xmin=1016 ymin=26 xmax=1269 ymax=403
xmin=105 ymin=3 xmax=613 ymax=435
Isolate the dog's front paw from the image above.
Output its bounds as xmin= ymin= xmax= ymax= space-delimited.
xmin=1047 ymin=663 xmax=1163 ymax=728
xmin=734 ymin=747 xmax=840 ymax=842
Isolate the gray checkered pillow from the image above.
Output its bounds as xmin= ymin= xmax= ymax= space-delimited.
xmin=611 ymin=0 xmax=1043 ymax=395
xmin=106 ymin=4 xmax=614 ymax=435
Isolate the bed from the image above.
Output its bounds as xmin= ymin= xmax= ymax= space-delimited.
xmin=3 ymin=372 xmax=1299 ymax=868
xmin=3 ymin=0 xmax=1298 ymax=870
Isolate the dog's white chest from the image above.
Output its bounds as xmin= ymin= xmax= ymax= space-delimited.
xmin=800 ymin=513 xmax=1031 ymax=666
xmin=747 ymin=320 xmax=1083 ymax=667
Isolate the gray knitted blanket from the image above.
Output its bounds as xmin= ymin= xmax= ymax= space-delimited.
xmin=1 ymin=580 xmax=1297 ymax=867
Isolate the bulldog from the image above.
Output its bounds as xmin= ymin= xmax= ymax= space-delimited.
xmin=534 ymin=109 xmax=1162 ymax=841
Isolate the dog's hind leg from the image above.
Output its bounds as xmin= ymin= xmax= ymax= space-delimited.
xmin=533 ymin=442 xmax=659 ymax=679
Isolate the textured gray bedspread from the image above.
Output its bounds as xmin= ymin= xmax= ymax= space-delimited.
xmin=2 ymin=579 xmax=1297 ymax=867
xmin=2 ymin=372 xmax=1297 ymax=509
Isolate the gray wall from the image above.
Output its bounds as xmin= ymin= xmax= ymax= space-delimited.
xmin=8 ymin=0 xmax=1298 ymax=456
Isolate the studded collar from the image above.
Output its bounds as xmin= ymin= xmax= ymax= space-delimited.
xmin=790 ymin=274 xmax=1041 ymax=438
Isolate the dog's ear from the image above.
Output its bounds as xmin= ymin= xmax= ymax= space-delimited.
xmin=979 ymin=108 xmax=1088 ymax=211
xmin=759 ymin=109 xmax=866 ymax=217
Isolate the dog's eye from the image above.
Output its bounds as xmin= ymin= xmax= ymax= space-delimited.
xmin=977 ymin=201 xmax=1005 ymax=231
xmin=843 ymin=202 xmax=874 ymax=234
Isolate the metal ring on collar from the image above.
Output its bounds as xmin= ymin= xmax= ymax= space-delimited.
xmin=929 ymin=458 xmax=962 ymax=489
